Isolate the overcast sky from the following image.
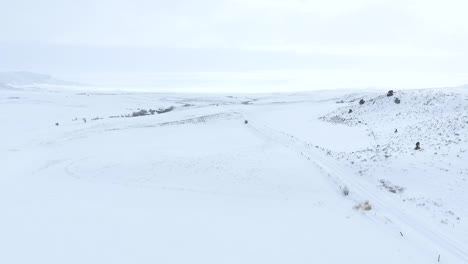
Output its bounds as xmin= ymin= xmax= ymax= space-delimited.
xmin=1 ymin=0 xmax=467 ymax=91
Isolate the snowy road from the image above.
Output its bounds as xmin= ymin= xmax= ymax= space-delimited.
xmin=244 ymin=113 xmax=468 ymax=263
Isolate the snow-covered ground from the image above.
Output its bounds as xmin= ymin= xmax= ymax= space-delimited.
xmin=1 ymin=84 xmax=467 ymax=263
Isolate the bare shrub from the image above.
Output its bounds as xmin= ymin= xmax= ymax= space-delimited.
xmin=354 ymin=200 xmax=372 ymax=211
xmin=156 ymin=106 xmax=175 ymax=114
xmin=342 ymin=186 xmax=349 ymax=196
xmin=379 ymin=179 xmax=404 ymax=193
xmin=132 ymin=109 xmax=148 ymax=117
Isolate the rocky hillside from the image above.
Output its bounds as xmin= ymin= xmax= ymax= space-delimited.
xmin=319 ymin=89 xmax=468 ymax=235
xmin=321 ymin=89 xmax=468 ymax=157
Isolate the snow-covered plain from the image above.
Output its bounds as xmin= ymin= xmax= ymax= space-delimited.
xmin=1 ymin=84 xmax=468 ymax=263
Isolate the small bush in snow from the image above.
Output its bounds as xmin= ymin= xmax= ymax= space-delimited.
xmin=342 ymin=186 xmax=349 ymax=196
xmin=415 ymin=142 xmax=421 ymax=150
xmin=354 ymin=200 xmax=372 ymax=211
xmin=387 ymin=90 xmax=394 ymax=97
xmin=156 ymin=106 xmax=175 ymax=114
xmin=379 ymin=179 xmax=405 ymax=193
xmin=132 ymin=109 xmax=148 ymax=117
xmin=394 ymin=98 xmax=401 ymax=104
xmin=359 ymin=99 xmax=365 ymax=105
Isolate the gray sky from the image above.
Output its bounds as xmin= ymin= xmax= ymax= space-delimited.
xmin=1 ymin=0 xmax=468 ymax=91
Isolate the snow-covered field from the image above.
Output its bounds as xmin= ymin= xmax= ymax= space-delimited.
xmin=1 ymin=84 xmax=468 ymax=263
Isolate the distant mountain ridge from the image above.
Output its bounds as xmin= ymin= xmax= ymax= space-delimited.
xmin=0 ymin=71 xmax=78 ymax=89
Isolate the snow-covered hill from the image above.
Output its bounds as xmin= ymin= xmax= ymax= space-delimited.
xmin=319 ymin=89 xmax=468 ymax=258
xmin=1 ymin=87 xmax=467 ymax=263
xmin=0 ymin=71 xmax=78 ymax=90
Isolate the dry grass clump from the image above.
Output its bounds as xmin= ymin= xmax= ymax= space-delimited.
xmin=342 ymin=186 xmax=349 ymax=196
xmin=354 ymin=200 xmax=372 ymax=211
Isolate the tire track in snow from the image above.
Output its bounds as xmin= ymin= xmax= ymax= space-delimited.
xmin=244 ymin=116 xmax=468 ymax=263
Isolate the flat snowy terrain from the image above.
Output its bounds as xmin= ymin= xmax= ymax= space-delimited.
xmin=1 ymin=86 xmax=467 ymax=263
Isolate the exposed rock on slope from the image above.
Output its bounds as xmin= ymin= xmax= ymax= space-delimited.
xmin=320 ymin=90 xmax=468 ymax=156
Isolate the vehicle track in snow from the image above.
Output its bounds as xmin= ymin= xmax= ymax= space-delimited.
xmin=244 ymin=113 xmax=468 ymax=263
